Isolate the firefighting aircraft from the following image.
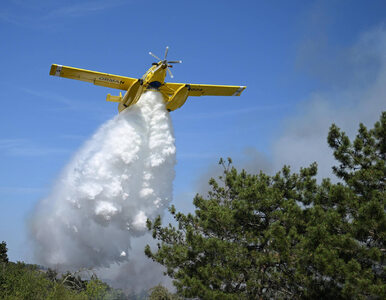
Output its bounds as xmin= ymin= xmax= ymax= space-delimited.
xmin=49 ymin=47 xmax=246 ymax=112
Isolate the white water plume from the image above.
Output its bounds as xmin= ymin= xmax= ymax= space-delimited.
xmin=31 ymin=91 xmax=176 ymax=269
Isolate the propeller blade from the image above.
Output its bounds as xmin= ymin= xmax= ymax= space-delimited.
xmin=149 ymin=52 xmax=161 ymax=61
xmin=167 ymin=67 xmax=174 ymax=79
xmin=164 ymin=46 xmax=169 ymax=60
xmin=167 ymin=60 xmax=182 ymax=64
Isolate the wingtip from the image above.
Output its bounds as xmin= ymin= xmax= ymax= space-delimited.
xmin=49 ymin=64 xmax=57 ymax=76
xmin=49 ymin=64 xmax=63 ymax=77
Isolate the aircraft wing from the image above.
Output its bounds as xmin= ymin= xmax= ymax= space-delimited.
xmin=49 ymin=64 xmax=137 ymax=90
xmin=161 ymin=82 xmax=246 ymax=97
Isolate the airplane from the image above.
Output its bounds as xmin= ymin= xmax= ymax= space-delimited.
xmin=49 ymin=47 xmax=246 ymax=112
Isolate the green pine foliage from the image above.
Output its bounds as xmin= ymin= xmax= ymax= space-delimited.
xmin=147 ymin=284 xmax=181 ymax=299
xmin=146 ymin=112 xmax=385 ymax=299
xmin=0 ymin=241 xmax=8 ymax=264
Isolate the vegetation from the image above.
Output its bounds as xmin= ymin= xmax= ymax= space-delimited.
xmin=146 ymin=112 xmax=385 ymax=299
xmin=0 ymin=243 xmax=126 ymax=299
xmin=147 ymin=285 xmax=181 ymax=300
xmin=0 ymin=241 xmax=8 ymax=263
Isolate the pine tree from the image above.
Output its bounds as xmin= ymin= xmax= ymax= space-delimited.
xmin=146 ymin=113 xmax=385 ymax=299
xmin=0 ymin=241 xmax=8 ymax=264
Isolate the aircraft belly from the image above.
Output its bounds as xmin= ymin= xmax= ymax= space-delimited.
xmin=148 ymin=81 xmax=162 ymax=89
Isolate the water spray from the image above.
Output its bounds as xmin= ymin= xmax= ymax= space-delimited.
xmin=31 ymin=91 xmax=176 ymax=269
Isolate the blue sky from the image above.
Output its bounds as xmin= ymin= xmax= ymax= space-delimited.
xmin=1 ymin=0 xmax=385 ymax=262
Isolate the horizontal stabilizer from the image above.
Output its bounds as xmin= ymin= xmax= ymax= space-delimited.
xmin=106 ymin=92 xmax=122 ymax=102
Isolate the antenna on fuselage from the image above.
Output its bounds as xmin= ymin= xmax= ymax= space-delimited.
xmin=148 ymin=46 xmax=182 ymax=79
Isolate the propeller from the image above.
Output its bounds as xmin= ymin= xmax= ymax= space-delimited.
xmin=148 ymin=52 xmax=161 ymax=61
xmin=149 ymin=46 xmax=182 ymax=79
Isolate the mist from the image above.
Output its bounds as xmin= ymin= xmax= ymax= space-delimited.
xmin=194 ymin=26 xmax=386 ymax=193
xmin=273 ymin=25 xmax=386 ymax=178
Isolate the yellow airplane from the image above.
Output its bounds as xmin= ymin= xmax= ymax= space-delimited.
xmin=49 ymin=47 xmax=246 ymax=112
